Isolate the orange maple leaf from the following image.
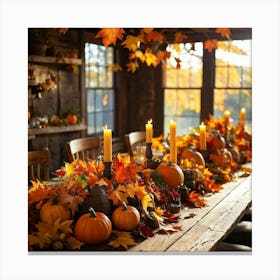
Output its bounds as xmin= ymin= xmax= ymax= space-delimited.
xmin=188 ymin=191 xmax=207 ymax=208
xmin=174 ymin=31 xmax=188 ymax=43
xmin=204 ymin=39 xmax=218 ymax=52
xmin=96 ymin=28 xmax=125 ymax=47
xmin=126 ymin=61 xmax=138 ymax=73
xmin=155 ymin=50 xmax=171 ymax=66
xmin=121 ymin=35 xmax=141 ymax=52
xmin=216 ymin=28 xmax=231 ymax=40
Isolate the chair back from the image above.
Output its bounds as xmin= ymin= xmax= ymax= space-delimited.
xmin=124 ymin=131 xmax=146 ymax=157
xmin=28 ymin=149 xmax=50 ymax=183
xmin=66 ymin=137 xmax=101 ymax=162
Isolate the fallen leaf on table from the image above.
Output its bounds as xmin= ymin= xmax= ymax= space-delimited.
xmin=108 ymin=231 xmax=137 ymax=249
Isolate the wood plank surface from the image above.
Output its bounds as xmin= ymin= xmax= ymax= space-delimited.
xmin=128 ymin=175 xmax=252 ymax=252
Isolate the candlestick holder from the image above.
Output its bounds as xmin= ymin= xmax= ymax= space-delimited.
xmin=197 ymin=149 xmax=209 ymax=162
xmin=103 ymin=161 xmax=113 ymax=180
xmin=145 ymin=142 xmax=153 ymax=168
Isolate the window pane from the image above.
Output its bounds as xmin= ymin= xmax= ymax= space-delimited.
xmin=85 ymin=43 xmax=115 ymax=135
xmin=163 ymin=42 xmax=202 ymax=135
xmin=87 ymin=89 xmax=95 ymax=113
xmin=214 ymin=39 xmax=252 ymax=130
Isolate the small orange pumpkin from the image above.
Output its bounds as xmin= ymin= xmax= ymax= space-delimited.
xmin=40 ymin=195 xmax=71 ymax=224
xmin=157 ymin=161 xmax=184 ymax=190
xmin=112 ymin=203 xmax=140 ymax=231
xmin=74 ymin=207 xmax=112 ymax=244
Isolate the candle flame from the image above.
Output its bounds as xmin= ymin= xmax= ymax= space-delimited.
xmin=102 ymin=125 xmax=108 ymax=130
xmin=147 ymin=119 xmax=152 ymax=124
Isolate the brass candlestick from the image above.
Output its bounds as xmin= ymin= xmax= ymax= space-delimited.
xmin=104 ymin=161 xmax=112 ymax=180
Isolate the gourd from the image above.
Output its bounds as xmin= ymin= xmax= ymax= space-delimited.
xmin=40 ymin=195 xmax=71 ymax=224
xmin=156 ymin=161 xmax=184 ymax=190
xmin=180 ymin=149 xmax=205 ymax=168
xmin=207 ymin=131 xmax=226 ymax=150
xmin=112 ymin=203 xmax=140 ymax=231
xmin=74 ymin=207 xmax=112 ymax=244
xmin=78 ymin=186 xmax=111 ymax=218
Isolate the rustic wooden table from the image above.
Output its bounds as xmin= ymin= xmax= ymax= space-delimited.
xmin=128 ymin=174 xmax=252 ymax=252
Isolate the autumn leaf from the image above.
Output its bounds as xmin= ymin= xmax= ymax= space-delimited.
xmin=150 ymin=207 xmax=164 ymax=223
xmin=28 ymin=180 xmax=50 ymax=204
xmin=121 ymin=35 xmax=141 ymax=52
xmin=204 ymin=39 xmax=218 ymax=52
xmin=108 ymin=230 xmax=137 ymax=249
xmin=188 ymin=191 xmax=207 ymax=207
xmin=95 ymin=28 xmax=125 ymax=47
xmin=126 ymin=182 xmax=147 ymax=201
xmin=141 ymin=194 xmax=154 ymax=212
xmin=174 ymin=31 xmax=188 ymax=43
xmin=126 ymin=61 xmax=138 ymax=73
xmin=175 ymin=57 xmax=181 ymax=69
xmin=143 ymin=49 xmax=157 ymax=67
xmin=139 ymin=224 xmax=155 ymax=238
xmin=65 ymin=236 xmax=84 ymax=250
xmin=215 ymin=28 xmax=231 ymax=40
xmin=59 ymin=191 xmax=84 ymax=215
xmin=107 ymin=64 xmax=122 ymax=72
xmin=173 ymin=43 xmax=181 ymax=52
xmin=144 ymin=30 xmax=163 ymax=43
xmin=155 ymin=50 xmax=171 ymax=66
xmin=107 ymin=184 xmax=129 ymax=205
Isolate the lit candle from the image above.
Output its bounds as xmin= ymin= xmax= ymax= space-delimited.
xmin=103 ymin=126 xmax=112 ymax=162
xmin=169 ymin=120 xmax=177 ymax=164
xmin=199 ymin=122 xmax=206 ymax=150
xmin=145 ymin=119 xmax=153 ymax=143
xmin=224 ymin=110 xmax=230 ymax=126
xmin=240 ymin=108 xmax=246 ymax=127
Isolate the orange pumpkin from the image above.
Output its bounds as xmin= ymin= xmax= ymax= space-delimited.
xmin=40 ymin=195 xmax=71 ymax=224
xmin=112 ymin=203 xmax=140 ymax=231
xmin=207 ymin=131 xmax=226 ymax=150
xmin=209 ymin=148 xmax=233 ymax=168
xmin=157 ymin=161 xmax=184 ymax=190
xmin=74 ymin=207 xmax=112 ymax=244
xmin=180 ymin=149 xmax=205 ymax=168
xmin=66 ymin=114 xmax=78 ymax=125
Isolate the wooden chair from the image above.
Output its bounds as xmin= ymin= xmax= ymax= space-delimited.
xmin=28 ymin=148 xmax=50 ymax=183
xmin=65 ymin=137 xmax=101 ymax=162
xmin=124 ymin=131 xmax=146 ymax=157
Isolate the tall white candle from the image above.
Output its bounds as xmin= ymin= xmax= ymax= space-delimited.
xmin=103 ymin=126 xmax=112 ymax=162
xmin=169 ymin=120 xmax=177 ymax=164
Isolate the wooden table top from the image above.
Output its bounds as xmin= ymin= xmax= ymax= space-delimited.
xmin=128 ymin=174 xmax=251 ymax=252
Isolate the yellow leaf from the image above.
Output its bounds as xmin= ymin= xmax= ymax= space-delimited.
xmin=108 ymin=231 xmax=137 ymax=249
xmin=141 ymin=194 xmax=154 ymax=212
xmin=121 ymin=35 xmax=141 ymax=52
xmin=173 ymin=43 xmax=181 ymax=52
xmin=144 ymin=50 xmax=157 ymax=67
xmin=65 ymin=236 xmax=84 ymax=250
xmin=65 ymin=162 xmax=75 ymax=176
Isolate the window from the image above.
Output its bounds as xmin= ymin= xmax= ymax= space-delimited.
xmin=85 ymin=43 xmax=115 ymax=135
xmin=162 ymin=42 xmax=203 ymax=135
xmin=214 ymin=40 xmax=252 ymax=130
